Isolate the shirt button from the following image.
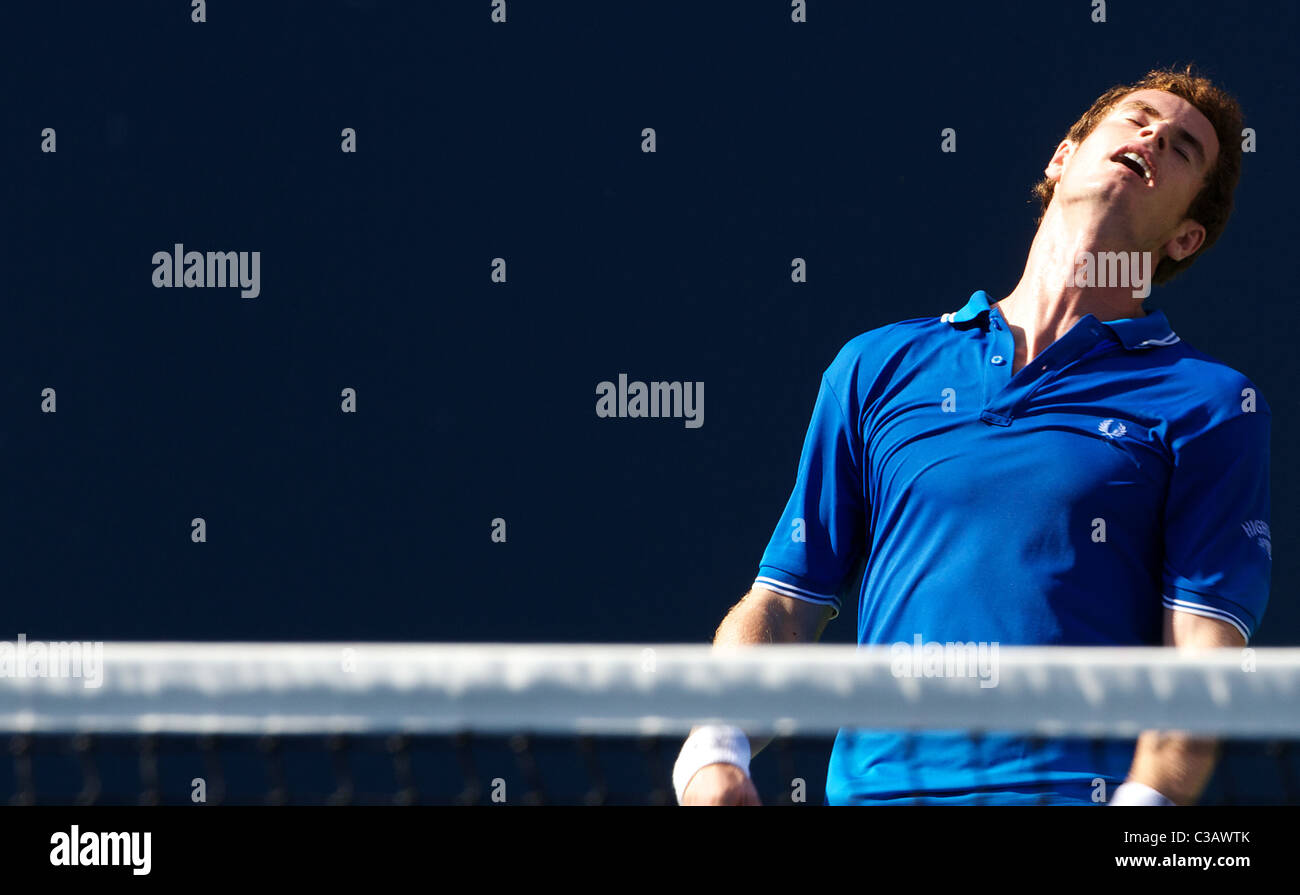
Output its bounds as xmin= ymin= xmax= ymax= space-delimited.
xmin=990 ymin=355 xmax=1005 ymax=365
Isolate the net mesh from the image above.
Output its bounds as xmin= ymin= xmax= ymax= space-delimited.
xmin=1 ymin=643 xmax=1297 ymax=805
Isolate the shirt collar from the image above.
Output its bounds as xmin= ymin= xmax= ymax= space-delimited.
xmin=1098 ymin=310 xmax=1181 ymax=350
xmin=941 ymin=290 xmax=1181 ymax=351
xmin=940 ymin=290 xmax=994 ymax=324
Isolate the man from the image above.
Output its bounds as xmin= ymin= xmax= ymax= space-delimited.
xmin=675 ymin=67 xmax=1271 ymax=805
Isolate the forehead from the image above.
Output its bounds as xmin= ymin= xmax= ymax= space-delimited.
xmin=1111 ymin=88 xmax=1219 ymax=161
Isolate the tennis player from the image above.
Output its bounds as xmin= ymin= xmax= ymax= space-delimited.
xmin=675 ymin=67 xmax=1270 ymax=806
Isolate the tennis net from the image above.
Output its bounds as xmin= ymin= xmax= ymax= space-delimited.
xmin=0 ymin=643 xmax=1296 ymax=805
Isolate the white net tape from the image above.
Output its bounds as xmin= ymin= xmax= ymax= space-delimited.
xmin=0 ymin=643 xmax=1296 ymax=737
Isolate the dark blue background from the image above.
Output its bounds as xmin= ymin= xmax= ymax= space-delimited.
xmin=3 ymin=1 xmax=1295 ymax=803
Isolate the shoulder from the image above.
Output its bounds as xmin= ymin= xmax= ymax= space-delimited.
xmin=826 ymin=289 xmax=997 ymax=378
xmin=823 ymin=315 xmax=948 ymax=389
xmin=1150 ymin=339 xmax=1270 ymax=447
xmin=1161 ymin=338 xmax=1269 ymax=416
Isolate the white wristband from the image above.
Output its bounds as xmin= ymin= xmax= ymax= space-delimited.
xmin=673 ymin=725 xmax=751 ymax=804
xmin=1110 ymin=781 xmax=1176 ymax=806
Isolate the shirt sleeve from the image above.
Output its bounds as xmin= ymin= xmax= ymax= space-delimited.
xmin=1161 ymin=407 xmax=1272 ymax=642
xmin=754 ymin=369 xmax=868 ymax=619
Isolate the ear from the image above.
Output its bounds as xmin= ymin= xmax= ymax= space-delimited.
xmin=1163 ymin=219 xmax=1207 ymax=262
xmin=1043 ymin=139 xmax=1076 ymax=183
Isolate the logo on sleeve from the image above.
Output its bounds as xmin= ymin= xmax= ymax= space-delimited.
xmin=1097 ymin=418 xmax=1128 ymax=439
xmin=1242 ymin=520 xmax=1271 ymax=560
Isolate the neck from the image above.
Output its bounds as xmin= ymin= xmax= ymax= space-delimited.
xmin=996 ymin=203 xmax=1150 ymax=373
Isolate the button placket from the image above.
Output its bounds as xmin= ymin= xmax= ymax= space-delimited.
xmin=980 ymin=312 xmax=1016 ymax=417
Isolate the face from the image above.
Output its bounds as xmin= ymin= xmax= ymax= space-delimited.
xmin=1046 ymin=89 xmax=1220 ymax=262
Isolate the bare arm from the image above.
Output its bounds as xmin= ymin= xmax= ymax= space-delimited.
xmin=711 ymin=586 xmax=835 ymax=757
xmin=1122 ymin=608 xmax=1245 ymax=805
xmin=678 ymin=586 xmax=834 ymax=804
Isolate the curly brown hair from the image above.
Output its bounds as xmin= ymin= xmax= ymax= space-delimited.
xmin=1033 ymin=65 xmax=1244 ymax=285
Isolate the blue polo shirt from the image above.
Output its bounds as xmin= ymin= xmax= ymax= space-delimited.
xmin=755 ymin=290 xmax=1272 ymax=805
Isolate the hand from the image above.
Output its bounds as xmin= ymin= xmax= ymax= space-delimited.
xmin=680 ymin=763 xmax=762 ymax=805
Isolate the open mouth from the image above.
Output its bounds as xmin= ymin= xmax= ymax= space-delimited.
xmin=1113 ymin=151 xmax=1153 ymax=185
